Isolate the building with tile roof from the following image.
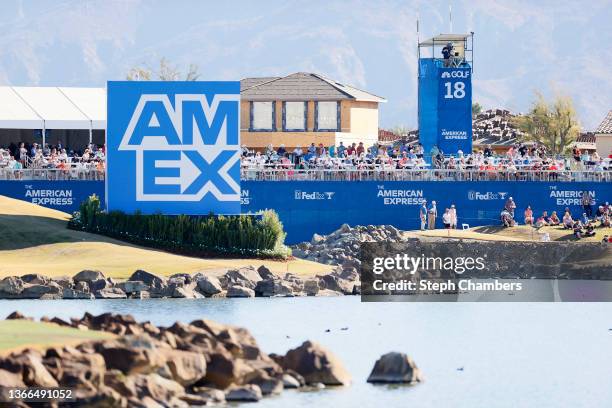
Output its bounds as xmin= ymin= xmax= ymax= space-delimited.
xmin=595 ymin=110 xmax=612 ymax=157
xmin=240 ymin=72 xmax=386 ymax=150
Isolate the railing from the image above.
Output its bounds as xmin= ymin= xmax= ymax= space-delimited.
xmin=240 ymin=168 xmax=612 ymax=182
xmin=0 ymin=167 xmax=611 ymax=182
xmin=0 ymin=168 xmax=105 ymax=181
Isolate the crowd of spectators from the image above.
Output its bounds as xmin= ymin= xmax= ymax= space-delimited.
xmin=500 ymin=194 xmax=611 ymax=241
xmin=0 ymin=142 xmax=105 ymax=179
xmin=240 ymin=141 xmax=612 ymax=180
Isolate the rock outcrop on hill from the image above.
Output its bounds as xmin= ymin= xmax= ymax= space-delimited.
xmin=0 ymin=312 xmax=352 ymax=406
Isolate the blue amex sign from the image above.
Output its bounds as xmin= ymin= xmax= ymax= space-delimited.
xmin=106 ymin=81 xmax=241 ymax=215
xmin=437 ymin=67 xmax=472 ymax=155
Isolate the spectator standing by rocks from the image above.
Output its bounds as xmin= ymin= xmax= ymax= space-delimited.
xmin=449 ymin=204 xmax=457 ymax=229
xmin=428 ymin=200 xmax=437 ymax=230
xmin=582 ymin=191 xmax=593 ymax=217
xmin=505 ymin=197 xmax=517 ymax=218
xmin=419 ymin=200 xmax=428 ymax=231
xmin=442 ymin=208 xmax=452 ymax=229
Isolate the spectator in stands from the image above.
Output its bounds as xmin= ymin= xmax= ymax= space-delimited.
xmin=581 ymin=212 xmax=589 ymax=225
xmin=573 ymin=221 xmax=583 ymax=239
xmin=419 ymin=200 xmax=428 ymax=231
xmin=337 ymin=142 xmax=346 ymax=158
xmin=292 ymin=145 xmax=303 ymax=167
xmin=356 ymin=142 xmax=365 ymax=156
xmin=524 ymin=206 xmax=534 ymax=225
xmin=427 ymin=200 xmax=437 ymax=230
xmin=328 ymin=144 xmax=336 ymax=158
xmin=277 ymin=144 xmax=287 ymax=157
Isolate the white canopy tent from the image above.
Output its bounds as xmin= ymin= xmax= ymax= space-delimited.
xmin=0 ymin=86 xmax=106 ymax=146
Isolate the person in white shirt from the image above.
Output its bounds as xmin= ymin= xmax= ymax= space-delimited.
xmin=449 ymin=204 xmax=457 ymax=229
xmin=442 ymin=208 xmax=452 ymax=229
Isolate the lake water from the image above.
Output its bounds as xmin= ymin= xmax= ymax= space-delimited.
xmin=1 ymin=297 xmax=612 ymax=407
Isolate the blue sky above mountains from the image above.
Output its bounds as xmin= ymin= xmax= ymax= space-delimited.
xmin=0 ymin=0 xmax=610 ymax=129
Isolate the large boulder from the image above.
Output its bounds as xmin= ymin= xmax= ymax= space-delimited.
xmin=318 ymin=274 xmax=354 ymax=295
xmin=280 ymin=341 xmax=351 ymax=386
xmin=191 ymin=387 xmax=225 ymax=405
xmin=47 ymin=350 xmax=107 ymax=393
xmin=96 ymin=335 xmax=168 ymax=375
xmin=203 ymin=352 xmax=256 ymax=388
xmin=132 ymin=373 xmax=185 ymax=403
xmin=0 ymin=352 xmax=59 ymax=387
xmin=52 ymin=276 xmax=74 ymax=289
xmin=254 ymin=278 xmax=293 ymax=297
xmin=0 ymin=277 xmax=25 ymax=296
xmin=94 ymin=287 xmax=127 ymax=299
xmin=20 ymin=273 xmax=50 ymax=285
xmin=62 ymin=288 xmax=94 ymax=299
xmin=0 ymin=367 xmax=25 ymax=387
xmin=161 ymin=349 xmax=207 ymax=386
xmin=117 ymin=280 xmax=150 ymax=294
xmin=223 ymin=267 xmax=262 ymax=289
xmin=366 ymin=352 xmax=422 ymax=384
xmin=20 ymin=282 xmax=62 ymax=299
xmin=196 ymin=276 xmax=223 ymax=296
xmin=129 ymin=270 xmax=167 ymax=291
xmin=227 ymin=285 xmax=255 ymax=298
xmin=256 ymin=265 xmax=276 ymax=280
xmin=303 ymin=279 xmax=320 ymax=296
xmin=89 ymin=278 xmax=111 ymax=292
xmin=73 ymin=270 xmax=105 ymax=283
xmin=225 ymin=384 xmax=262 ymax=402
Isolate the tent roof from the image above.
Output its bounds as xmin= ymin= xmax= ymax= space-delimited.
xmin=0 ymin=87 xmax=43 ymax=129
xmin=419 ymin=34 xmax=471 ymax=47
xmin=0 ymin=86 xmax=106 ymax=130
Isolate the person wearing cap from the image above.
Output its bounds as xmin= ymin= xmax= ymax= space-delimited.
xmin=277 ymin=144 xmax=287 ymax=157
xmin=442 ymin=208 xmax=452 ymax=229
xmin=449 ymin=204 xmax=457 ymax=229
xmin=419 ymin=200 xmax=428 ymax=231
xmin=428 ymin=200 xmax=438 ymax=230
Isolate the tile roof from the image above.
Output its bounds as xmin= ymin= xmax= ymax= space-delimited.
xmin=240 ymin=72 xmax=386 ymax=102
xmin=595 ymin=110 xmax=612 ymax=134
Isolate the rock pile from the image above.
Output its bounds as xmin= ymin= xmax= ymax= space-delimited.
xmin=0 ymin=264 xmax=362 ymax=300
xmin=291 ymin=224 xmax=411 ymax=265
xmin=0 ymin=312 xmax=352 ymax=406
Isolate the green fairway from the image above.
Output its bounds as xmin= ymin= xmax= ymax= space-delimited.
xmin=0 ymin=195 xmax=333 ymax=279
xmin=0 ymin=320 xmax=115 ymax=355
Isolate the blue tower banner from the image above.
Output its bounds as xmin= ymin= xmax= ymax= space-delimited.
xmin=437 ymin=67 xmax=472 ymax=154
xmin=418 ymin=60 xmax=473 ymax=156
xmin=106 ymin=81 xmax=241 ymax=215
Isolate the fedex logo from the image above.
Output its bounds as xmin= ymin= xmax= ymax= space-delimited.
xmin=107 ymin=81 xmax=241 ymax=215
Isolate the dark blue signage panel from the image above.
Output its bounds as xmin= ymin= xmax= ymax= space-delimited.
xmin=2 ymin=180 xmax=610 ymax=244
xmin=106 ymin=81 xmax=241 ymax=215
xmin=437 ymin=67 xmax=472 ymax=154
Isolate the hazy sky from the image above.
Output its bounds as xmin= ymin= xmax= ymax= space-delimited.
xmin=0 ymin=0 xmax=610 ymax=129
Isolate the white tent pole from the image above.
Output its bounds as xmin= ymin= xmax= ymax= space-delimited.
xmin=89 ymin=120 xmax=93 ymax=145
xmin=42 ymin=121 xmax=46 ymax=147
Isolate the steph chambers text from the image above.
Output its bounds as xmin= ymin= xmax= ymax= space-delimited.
xmin=372 ymin=279 xmax=523 ymax=293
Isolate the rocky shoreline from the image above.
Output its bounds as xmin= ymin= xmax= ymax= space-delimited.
xmin=0 ymin=312 xmax=421 ymax=407
xmin=0 ymin=262 xmax=361 ymax=300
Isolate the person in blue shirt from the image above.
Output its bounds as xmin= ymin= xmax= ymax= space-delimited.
xmin=337 ymin=142 xmax=346 ymax=158
xmin=328 ymin=144 xmax=336 ymax=158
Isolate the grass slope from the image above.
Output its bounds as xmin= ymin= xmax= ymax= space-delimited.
xmin=0 ymin=196 xmax=333 ymax=279
xmin=0 ymin=320 xmax=114 ymax=355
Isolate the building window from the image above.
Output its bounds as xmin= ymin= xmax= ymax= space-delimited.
xmin=315 ymin=101 xmax=340 ymax=131
xmin=283 ymin=101 xmax=307 ymax=131
xmin=250 ymin=101 xmax=275 ymax=131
